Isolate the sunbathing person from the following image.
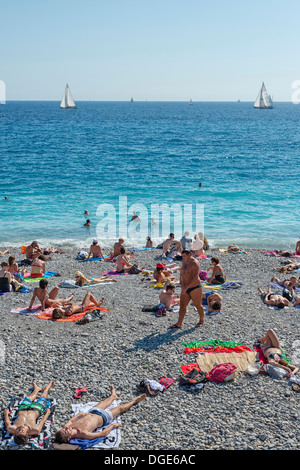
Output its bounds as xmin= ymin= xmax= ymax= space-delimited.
xmin=207 ymin=257 xmax=226 ymax=284
xmin=3 ymin=380 xmax=55 ymax=445
xmin=0 ymin=249 xmax=9 ymax=255
xmin=116 ymin=247 xmax=134 ymax=273
xmin=257 ymin=286 xmax=289 ymax=309
xmin=192 ymin=234 xmax=204 ymax=257
xmin=30 ymin=255 xmax=46 ymax=278
xmin=88 ymin=239 xmax=104 ymax=259
xmin=159 ymin=283 xmax=180 ymax=309
xmin=162 ymin=233 xmax=182 ymax=257
xmin=8 ymin=256 xmax=20 ymax=274
xmin=27 ymin=279 xmax=75 ymax=312
xmin=111 ymin=238 xmax=125 ymax=258
xmin=257 ymin=329 xmax=299 ymax=376
xmin=54 ymin=385 xmax=146 ymax=443
xmin=170 ymin=250 xmax=204 ymax=328
xmin=273 ymin=249 xmax=293 ymax=257
xmin=153 ymin=263 xmax=176 ymax=284
xmin=145 ymin=236 xmax=153 ymax=248
xmin=226 ymin=244 xmax=247 ymax=254
xmin=25 ymin=241 xmax=43 ymax=261
xmin=52 ymin=292 xmax=105 ymax=319
xmin=0 ymin=261 xmax=24 ymax=292
xmin=275 ymin=262 xmax=300 ymax=273
xmin=293 ymin=296 xmax=300 ymax=307
xmin=75 ymin=270 xmax=117 ymax=287
xmin=271 ymin=275 xmax=299 ymax=295
xmin=202 ymin=291 xmax=222 ymax=313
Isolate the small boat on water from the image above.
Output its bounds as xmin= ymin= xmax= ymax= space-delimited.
xmin=189 ymin=99 xmax=193 ymax=105
xmin=60 ymin=84 xmax=77 ymax=109
xmin=253 ymin=82 xmax=273 ymax=109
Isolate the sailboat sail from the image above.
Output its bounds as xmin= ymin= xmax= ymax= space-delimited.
xmin=254 ymin=82 xmax=273 ymax=109
xmin=60 ymin=84 xmax=77 ymax=109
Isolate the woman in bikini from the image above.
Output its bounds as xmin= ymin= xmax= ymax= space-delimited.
xmin=207 ymin=257 xmax=226 ymax=285
xmin=116 ymin=247 xmax=134 ymax=273
xmin=257 ymin=329 xmax=299 ymax=376
xmin=88 ymin=239 xmax=104 ymax=259
xmin=275 ymin=262 xmax=300 ymax=273
xmin=30 ymin=255 xmax=46 ymax=278
xmin=52 ymin=292 xmax=104 ymax=319
xmin=75 ymin=271 xmax=117 ymax=287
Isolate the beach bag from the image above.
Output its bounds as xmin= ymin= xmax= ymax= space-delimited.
xmin=129 ymin=264 xmax=142 ymax=274
xmin=179 ymin=368 xmax=208 ymax=385
xmin=76 ymin=251 xmax=88 ymax=260
xmin=208 ymin=363 xmax=237 ymax=383
xmin=199 ymin=270 xmax=209 ymax=280
xmin=282 ymin=289 xmax=293 ymax=301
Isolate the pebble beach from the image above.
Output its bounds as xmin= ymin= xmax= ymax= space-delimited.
xmin=0 ymin=245 xmax=299 ymax=451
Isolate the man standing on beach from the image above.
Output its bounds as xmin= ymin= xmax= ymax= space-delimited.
xmin=169 ymin=250 xmax=204 ymax=329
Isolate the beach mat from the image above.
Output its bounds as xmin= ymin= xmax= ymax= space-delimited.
xmin=36 ymin=305 xmax=109 ymax=322
xmin=0 ymin=396 xmax=56 ymax=449
xmin=23 ymin=271 xmax=58 ymax=283
xmin=196 ymin=350 xmax=256 ymax=372
xmin=68 ymin=400 xmax=121 ymax=449
xmin=59 ymin=280 xmax=115 ymax=288
xmin=10 ymin=304 xmax=54 ymax=316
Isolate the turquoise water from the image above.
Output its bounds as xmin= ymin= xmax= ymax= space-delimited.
xmin=0 ymin=101 xmax=299 ymax=249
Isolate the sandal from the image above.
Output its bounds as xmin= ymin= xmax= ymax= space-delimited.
xmin=195 ymin=321 xmax=204 ymax=327
xmin=73 ymin=387 xmax=88 ymax=399
xmin=169 ymin=324 xmax=181 ymax=329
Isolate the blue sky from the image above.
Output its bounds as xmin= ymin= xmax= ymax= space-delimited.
xmin=1 ymin=0 xmax=300 ymax=101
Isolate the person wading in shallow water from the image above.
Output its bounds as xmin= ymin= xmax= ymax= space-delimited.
xmin=169 ymin=250 xmax=204 ymax=329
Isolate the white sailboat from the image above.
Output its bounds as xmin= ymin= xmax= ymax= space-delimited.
xmin=189 ymin=99 xmax=193 ymax=105
xmin=253 ymin=82 xmax=273 ymax=109
xmin=60 ymin=84 xmax=77 ymax=109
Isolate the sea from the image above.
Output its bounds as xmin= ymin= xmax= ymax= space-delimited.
xmin=0 ymin=100 xmax=299 ymax=250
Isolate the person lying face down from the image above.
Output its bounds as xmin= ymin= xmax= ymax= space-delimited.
xmin=54 ymin=386 xmax=146 ymax=443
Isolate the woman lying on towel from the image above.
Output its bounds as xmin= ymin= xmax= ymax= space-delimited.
xmin=207 ymin=257 xmax=226 ymax=285
xmin=257 ymin=329 xmax=299 ymax=376
xmin=75 ymin=271 xmax=117 ymax=287
xmin=52 ymin=292 xmax=105 ymax=319
xmin=275 ymin=262 xmax=300 ymax=273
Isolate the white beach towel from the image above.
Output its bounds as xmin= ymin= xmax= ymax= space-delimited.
xmin=70 ymin=400 xmax=121 ymax=449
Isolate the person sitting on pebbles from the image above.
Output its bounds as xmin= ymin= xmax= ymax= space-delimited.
xmin=54 ymin=385 xmax=146 ymax=443
xmin=3 ymin=380 xmax=55 ymax=446
xmin=27 ymin=279 xmax=75 ymax=312
xmin=159 ymin=282 xmax=180 ymax=309
xmin=207 ymin=257 xmax=226 ymax=285
xmin=88 ymin=239 xmax=104 ymax=259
